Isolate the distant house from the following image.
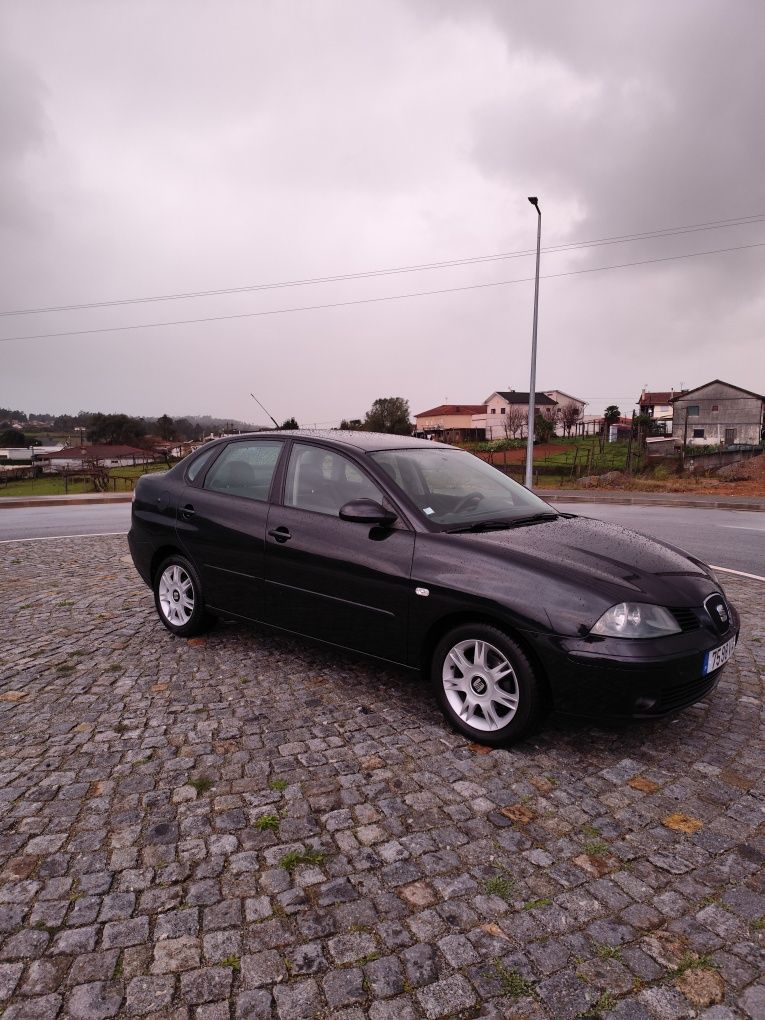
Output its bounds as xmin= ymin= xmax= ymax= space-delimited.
xmin=474 ymin=391 xmax=558 ymax=440
xmin=42 ymin=444 xmax=154 ymax=470
xmin=637 ymin=388 xmax=685 ymax=434
xmin=543 ymin=390 xmax=587 ymax=435
xmin=413 ymin=404 xmax=486 ymax=442
xmin=671 ymin=380 xmax=765 ymax=447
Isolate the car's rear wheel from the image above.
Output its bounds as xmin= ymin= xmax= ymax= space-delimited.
xmin=153 ymin=555 xmax=207 ymax=637
xmin=431 ymin=623 xmax=544 ymax=746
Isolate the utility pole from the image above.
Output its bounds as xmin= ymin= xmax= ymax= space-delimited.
xmin=525 ymin=197 xmax=542 ymax=489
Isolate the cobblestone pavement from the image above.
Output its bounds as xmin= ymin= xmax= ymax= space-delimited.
xmin=2 ymin=536 xmax=764 ymax=1020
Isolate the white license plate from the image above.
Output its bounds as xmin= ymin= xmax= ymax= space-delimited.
xmin=703 ymin=635 xmax=736 ymax=675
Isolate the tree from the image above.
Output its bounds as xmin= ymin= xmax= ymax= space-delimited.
xmin=533 ymin=412 xmax=556 ymax=444
xmin=156 ymin=414 xmax=176 ymax=440
xmin=86 ymin=413 xmax=146 ymax=445
xmin=363 ymin=397 xmax=412 ymax=435
xmin=280 ymin=417 xmax=299 ymax=430
xmin=603 ymin=405 xmax=621 ymax=426
xmin=502 ymin=405 xmax=527 ymax=439
xmin=339 ymin=418 xmax=363 ymax=431
xmin=559 ymin=402 xmax=582 ymax=437
xmin=0 ymin=427 xmax=28 ymax=447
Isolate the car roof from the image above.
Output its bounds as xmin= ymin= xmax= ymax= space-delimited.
xmin=225 ymin=430 xmax=448 ymax=453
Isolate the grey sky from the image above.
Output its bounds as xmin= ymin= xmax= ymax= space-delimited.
xmin=2 ymin=0 xmax=764 ymax=424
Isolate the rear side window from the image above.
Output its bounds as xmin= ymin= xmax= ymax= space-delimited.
xmin=203 ymin=441 xmax=283 ymax=501
xmin=185 ymin=445 xmax=218 ymax=483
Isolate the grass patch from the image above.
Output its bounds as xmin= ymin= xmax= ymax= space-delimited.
xmin=484 ymin=875 xmax=516 ymax=902
xmin=590 ymin=991 xmax=617 ymax=1017
xmin=219 ymin=955 xmax=241 ymax=972
xmin=254 ymin=814 xmax=280 ymax=832
xmin=495 ymin=965 xmax=535 ymax=998
xmin=33 ymin=921 xmax=60 ymax=934
xmin=279 ymin=848 xmax=326 ymax=872
xmin=751 ymin=917 xmax=765 ymax=931
xmin=580 ymin=824 xmax=601 ymax=838
xmin=522 ymin=897 xmax=552 ymax=911
xmin=673 ymin=952 xmax=718 ymax=976
xmin=594 ymin=943 xmax=622 ymax=960
xmin=189 ymin=777 xmax=214 ymax=795
xmin=583 ymin=840 xmax=610 ymax=856
xmin=269 ymin=778 xmax=289 ymax=792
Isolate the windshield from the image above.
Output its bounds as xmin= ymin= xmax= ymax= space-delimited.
xmin=369 ymin=447 xmax=554 ymax=527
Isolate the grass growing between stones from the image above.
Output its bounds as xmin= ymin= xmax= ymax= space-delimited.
xmin=495 ymin=965 xmax=535 ymax=998
xmin=594 ymin=943 xmax=622 ymax=960
xmin=254 ymin=814 xmax=280 ymax=832
xmin=589 ymin=991 xmax=617 ymax=1017
xmin=269 ymin=778 xmax=289 ymax=791
xmin=280 ymin=848 xmax=326 ymax=872
xmin=484 ymin=875 xmax=516 ymax=902
xmin=673 ymin=952 xmax=718 ymax=976
xmin=522 ymin=897 xmax=552 ymax=911
xmin=220 ymin=955 xmax=241 ymax=972
xmin=189 ymin=777 xmax=214 ymax=795
xmin=583 ymin=839 xmax=610 ymax=856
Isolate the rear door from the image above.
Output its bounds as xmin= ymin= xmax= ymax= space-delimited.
xmin=175 ymin=438 xmax=285 ymax=617
xmin=263 ymin=441 xmax=415 ymax=662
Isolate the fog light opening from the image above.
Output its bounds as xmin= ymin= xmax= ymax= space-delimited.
xmin=634 ymin=695 xmax=658 ymax=711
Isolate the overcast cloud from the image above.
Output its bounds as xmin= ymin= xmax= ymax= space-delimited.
xmin=2 ymin=0 xmax=764 ymax=424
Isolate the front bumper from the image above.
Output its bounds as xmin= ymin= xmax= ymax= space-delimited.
xmin=537 ymin=603 xmax=740 ymax=719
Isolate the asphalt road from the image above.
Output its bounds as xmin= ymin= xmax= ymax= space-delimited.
xmin=1 ymin=501 xmax=763 ymax=578
xmin=0 ymin=503 xmax=131 ymax=542
xmin=551 ymin=501 xmax=765 ymax=578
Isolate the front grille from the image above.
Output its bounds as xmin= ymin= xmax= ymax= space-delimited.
xmin=658 ymin=671 xmax=719 ymax=712
xmin=670 ymin=607 xmax=701 ymax=632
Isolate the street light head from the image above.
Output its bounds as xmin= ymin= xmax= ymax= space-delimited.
xmin=528 ymin=196 xmax=539 ymax=207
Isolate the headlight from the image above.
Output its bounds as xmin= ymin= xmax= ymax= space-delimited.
xmin=591 ymin=602 xmax=681 ymax=639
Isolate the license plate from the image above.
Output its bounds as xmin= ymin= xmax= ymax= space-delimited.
xmin=703 ymin=635 xmax=736 ymax=675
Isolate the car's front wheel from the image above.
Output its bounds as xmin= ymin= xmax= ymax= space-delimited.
xmin=153 ymin=555 xmax=207 ymax=637
xmin=431 ymin=623 xmax=544 ymax=746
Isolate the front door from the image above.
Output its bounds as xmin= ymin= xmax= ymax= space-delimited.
xmin=264 ymin=442 xmax=415 ymax=662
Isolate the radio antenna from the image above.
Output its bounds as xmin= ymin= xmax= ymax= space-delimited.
xmin=250 ymin=392 xmax=280 ymax=430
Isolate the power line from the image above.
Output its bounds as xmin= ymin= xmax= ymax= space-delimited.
xmin=2 ymin=239 xmax=764 ymax=345
xmin=2 ymin=213 xmax=764 ymax=319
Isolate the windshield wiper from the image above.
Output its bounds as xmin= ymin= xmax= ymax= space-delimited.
xmin=447 ymin=512 xmax=560 ymax=534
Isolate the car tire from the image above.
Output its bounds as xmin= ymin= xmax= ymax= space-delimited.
xmin=431 ymin=623 xmax=544 ymax=746
xmin=153 ymin=555 xmax=208 ymax=637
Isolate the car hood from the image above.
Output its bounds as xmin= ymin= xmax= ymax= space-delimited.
xmin=454 ymin=514 xmax=716 ymax=606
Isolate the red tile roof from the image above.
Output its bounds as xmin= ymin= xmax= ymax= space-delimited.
xmin=414 ymin=404 xmax=486 ymax=417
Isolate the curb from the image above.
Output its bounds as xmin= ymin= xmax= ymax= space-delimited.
xmin=0 ymin=493 xmax=133 ymax=510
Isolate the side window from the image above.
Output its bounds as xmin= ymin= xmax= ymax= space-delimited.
xmin=203 ymin=441 xmax=283 ymax=501
xmin=285 ymin=443 xmax=383 ymax=516
xmin=185 ymin=445 xmax=218 ymax=484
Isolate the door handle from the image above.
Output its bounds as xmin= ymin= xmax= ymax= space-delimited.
xmin=268 ymin=526 xmax=292 ymax=543
xmin=180 ymin=504 xmax=196 ymax=519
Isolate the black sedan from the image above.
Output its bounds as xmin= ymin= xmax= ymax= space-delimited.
xmin=128 ymin=430 xmax=739 ymax=746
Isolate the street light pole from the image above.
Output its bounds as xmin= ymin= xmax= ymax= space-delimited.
xmin=525 ymin=197 xmax=541 ymax=489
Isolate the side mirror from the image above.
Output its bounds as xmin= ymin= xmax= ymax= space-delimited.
xmin=339 ymin=498 xmax=397 ymax=526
